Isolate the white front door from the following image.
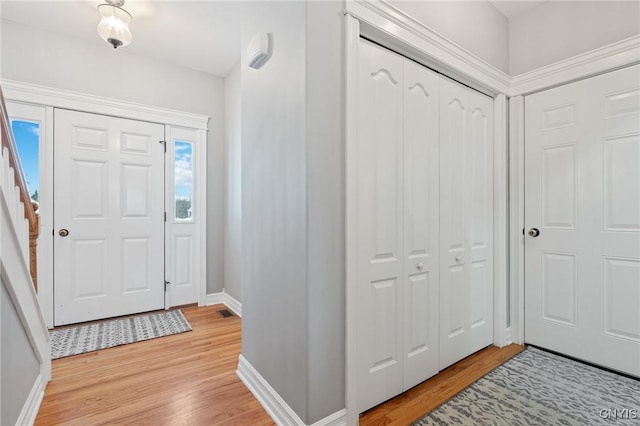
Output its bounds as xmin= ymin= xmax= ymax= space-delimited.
xmin=439 ymin=77 xmax=494 ymax=369
xmin=524 ymin=64 xmax=640 ymax=377
xmin=54 ymin=109 xmax=165 ymax=325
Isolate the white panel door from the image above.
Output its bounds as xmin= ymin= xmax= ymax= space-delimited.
xmin=402 ymin=59 xmax=440 ymax=390
xmin=439 ymin=77 xmax=494 ymax=370
xmin=54 ymin=109 xmax=165 ymax=325
xmin=356 ymin=39 xmax=404 ymax=412
xmin=525 ymin=64 xmax=640 ymax=377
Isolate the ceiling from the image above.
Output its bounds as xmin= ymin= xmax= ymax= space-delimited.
xmin=1 ymin=1 xmax=547 ymax=78
xmin=0 ymin=1 xmax=247 ymax=78
xmin=489 ymin=0 xmax=546 ymax=19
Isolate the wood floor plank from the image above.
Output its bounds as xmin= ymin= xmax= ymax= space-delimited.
xmin=35 ymin=305 xmax=275 ymax=426
xmin=359 ymin=344 xmax=525 ymax=425
xmin=37 ymin=305 xmax=524 ymax=425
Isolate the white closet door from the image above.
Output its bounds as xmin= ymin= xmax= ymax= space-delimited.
xmin=356 ymin=39 xmax=404 ymax=412
xmin=439 ymin=77 xmax=494 ymax=369
xmin=466 ymin=89 xmax=494 ymax=353
xmin=525 ymin=64 xmax=640 ymax=377
xmin=402 ymin=59 xmax=440 ymax=390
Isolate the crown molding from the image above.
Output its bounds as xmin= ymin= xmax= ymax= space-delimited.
xmin=0 ymin=79 xmax=210 ymax=130
xmin=510 ymin=35 xmax=640 ymax=96
xmin=347 ymin=1 xmax=640 ymax=98
xmin=346 ymin=0 xmax=512 ymax=96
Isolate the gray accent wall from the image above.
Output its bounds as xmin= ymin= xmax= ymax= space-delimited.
xmin=240 ymin=1 xmax=345 ymax=423
xmin=1 ymin=283 xmax=39 ymax=426
xmin=224 ymin=63 xmax=242 ymax=302
xmin=305 ymin=2 xmax=345 ymax=422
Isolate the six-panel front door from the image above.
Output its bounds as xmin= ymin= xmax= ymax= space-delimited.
xmin=54 ymin=109 xmax=165 ymax=325
xmin=524 ymin=64 xmax=640 ymax=377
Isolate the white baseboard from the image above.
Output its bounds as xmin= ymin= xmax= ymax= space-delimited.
xmin=15 ymin=374 xmax=45 ymax=426
xmin=223 ymin=292 xmax=242 ymax=317
xmin=205 ymin=292 xmax=224 ymax=306
xmin=237 ymin=355 xmax=346 ymax=426
xmin=206 ymin=291 xmax=242 ymax=318
xmin=310 ymin=409 xmax=347 ymax=426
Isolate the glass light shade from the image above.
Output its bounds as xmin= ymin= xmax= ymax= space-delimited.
xmin=97 ymin=4 xmax=132 ymax=48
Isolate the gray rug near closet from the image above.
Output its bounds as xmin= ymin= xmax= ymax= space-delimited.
xmin=414 ymin=346 xmax=640 ymax=425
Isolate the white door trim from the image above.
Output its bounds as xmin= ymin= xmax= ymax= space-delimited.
xmin=344 ymin=13 xmax=361 ymax=426
xmin=1 ymin=79 xmax=209 ymax=130
xmin=508 ymin=96 xmax=526 ymax=345
xmin=2 ymin=80 xmax=209 ymax=327
xmin=493 ymin=94 xmax=509 ymax=347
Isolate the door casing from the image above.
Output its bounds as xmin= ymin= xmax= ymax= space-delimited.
xmin=2 ymin=81 xmax=208 ymax=328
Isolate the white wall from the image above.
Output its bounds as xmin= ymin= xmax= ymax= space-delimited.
xmin=509 ymin=1 xmax=640 ymax=75
xmin=1 ymin=284 xmax=39 ymax=426
xmin=388 ymin=0 xmax=509 ymax=73
xmin=224 ymin=62 xmax=242 ymax=302
xmin=0 ymin=19 xmax=226 ymax=295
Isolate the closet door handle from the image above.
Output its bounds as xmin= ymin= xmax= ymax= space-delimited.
xmin=416 ymin=262 xmax=424 ymax=271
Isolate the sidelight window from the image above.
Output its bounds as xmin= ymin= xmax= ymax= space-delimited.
xmin=10 ymin=120 xmax=40 ymax=203
xmin=174 ymin=140 xmax=193 ymax=221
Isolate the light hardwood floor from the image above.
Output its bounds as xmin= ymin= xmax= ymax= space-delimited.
xmin=36 ymin=305 xmax=524 ymax=425
xmin=36 ymin=305 xmax=274 ymax=426
xmin=359 ymin=344 xmax=525 ymax=425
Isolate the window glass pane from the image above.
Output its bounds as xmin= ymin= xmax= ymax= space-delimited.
xmin=10 ymin=120 xmax=40 ymax=202
xmin=174 ymin=141 xmax=193 ymax=220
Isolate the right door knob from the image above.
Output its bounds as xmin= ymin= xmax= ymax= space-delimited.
xmin=528 ymin=228 xmax=540 ymax=237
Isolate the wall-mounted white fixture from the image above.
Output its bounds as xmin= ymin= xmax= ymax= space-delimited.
xmin=97 ymin=0 xmax=132 ymax=49
xmin=247 ymin=33 xmax=272 ymax=69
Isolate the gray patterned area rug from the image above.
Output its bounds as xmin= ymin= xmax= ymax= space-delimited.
xmin=50 ymin=310 xmax=192 ymax=360
xmin=414 ymin=346 xmax=640 ymax=426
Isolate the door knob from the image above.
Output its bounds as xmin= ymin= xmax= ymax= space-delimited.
xmin=417 ymin=262 xmax=424 ymax=271
xmin=528 ymin=228 xmax=540 ymax=237
xmin=58 ymin=229 xmax=69 ymax=237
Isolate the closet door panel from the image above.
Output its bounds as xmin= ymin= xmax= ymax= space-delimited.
xmin=439 ymin=77 xmax=470 ymax=369
xmin=402 ymin=59 xmax=440 ymax=389
xmin=356 ymin=39 xmax=404 ymax=412
xmin=439 ymin=78 xmax=494 ymax=369
xmin=467 ymin=91 xmax=494 ymax=352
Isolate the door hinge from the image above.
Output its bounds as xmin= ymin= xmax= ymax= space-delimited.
xmin=164 ymin=280 xmax=171 ymax=291
xmin=164 ymin=212 xmax=167 ymax=222
xmin=159 ymin=140 xmax=166 ymax=153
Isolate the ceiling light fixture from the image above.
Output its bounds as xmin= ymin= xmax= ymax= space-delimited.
xmin=97 ymin=0 xmax=132 ymax=49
